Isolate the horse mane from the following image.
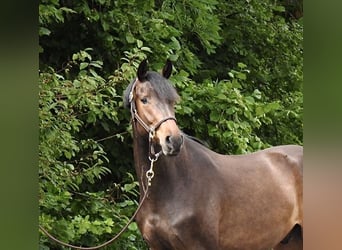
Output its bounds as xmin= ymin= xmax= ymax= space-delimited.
xmin=183 ymin=133 xmax=209 ymax=147
xmin=123 ymin=78 xmax=136 ymax=108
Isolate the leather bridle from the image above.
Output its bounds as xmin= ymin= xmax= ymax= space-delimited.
xmin=128 ymin=78 xmax=177 ymax=160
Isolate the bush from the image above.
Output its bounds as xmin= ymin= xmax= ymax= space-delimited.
xmin=39 ymin=49 xmax=148 ymax=249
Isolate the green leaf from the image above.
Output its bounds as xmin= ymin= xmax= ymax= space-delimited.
xmin=80 ymin=62 xmax=88 ymax=70
xmin=236 ymin=72 xmax=246 ymax=80
xmin=64 ymin=151 xmax=72 ymax=159
xmin=237 ymin=62 xmax=247 ymax=69
xmin=141 ymin=46 xmax=152 ymax=53
xmin=126 ymin=33 xmax=135 ymax=44
xmin=253 ymin=89 xmax=262 ymax=99
xmin=128 ymin=222 xmax=138 ymax=231
xmin=170 ymin=37 xmax=181 ymax=50
xmin=89 ymin=61 xmax=103 ymax=68
xmin=169 ymin=54 xmax=179 ymax=61
xmin=255 ymin=106 xmax=264 ymax=116
xmin=73 ymin=79 xmax=81 ymax=87
xmin=217 ymin=93 xmax=226 ymax=100
xmin=72 ymin=53 xmax=78 ymax=61
xmin=123 ymin=183 xmax=136 ymax=192
xmin=136 ymin=39 xmax=143 ymax=48
xmin=210 ymin=110 xmax=220 ymax=122
xmin=39 ymin=27 xmax=51 ymax=36
xmin=273 ymin=5 xmax=285 ymax=12
xmin=60 ymin=7 xmax=77 ymax=14
xmin=227 ymin=121 xmax=235 ymax=130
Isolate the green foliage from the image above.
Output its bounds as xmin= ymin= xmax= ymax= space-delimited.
xmin=192 ymin=0 xmax=303 ymax=147
xmin=39 ymin=0 xmax=302 ymax=249
xmin=39 ymin=50 xmax=147 ymax=249
xmin=39 ymin=0 xmax=221 ymax=75
xmin=176 ymin=65 xmax=281 ymax=154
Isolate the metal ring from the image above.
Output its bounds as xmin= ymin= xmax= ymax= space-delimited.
xmin=146 ymin=169 xmax=154 ymax=179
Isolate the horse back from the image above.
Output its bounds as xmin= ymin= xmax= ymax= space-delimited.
xmin=264 ymin=145 xmax=303 ymax=169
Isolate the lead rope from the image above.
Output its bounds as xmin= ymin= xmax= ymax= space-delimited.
xmin=39 ymin=182 xmax=150 ymax=250
xmin=39 ymin=143 xmax=159 ymax=250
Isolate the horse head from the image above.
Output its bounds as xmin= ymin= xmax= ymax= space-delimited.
xmin=124 ymin=59 xmax=183 ymax=156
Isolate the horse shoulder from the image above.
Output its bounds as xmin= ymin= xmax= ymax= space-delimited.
xmin=137 ymin=209 xmax=179 ymax=249
xmin=138 ymin=205 xmax=213 ymax=250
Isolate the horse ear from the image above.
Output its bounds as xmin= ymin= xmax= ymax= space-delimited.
xmin=162 ymin=59 xmax=172 ymax=79
xmin=137 ymin=59 xmax=148 ymax=81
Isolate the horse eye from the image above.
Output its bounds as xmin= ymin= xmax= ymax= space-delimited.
xmin=141 ymin=98 xmax=148 ymax=104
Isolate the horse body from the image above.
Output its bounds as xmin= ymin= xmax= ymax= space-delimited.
xmin=135 ymin=136 xmax=303 ymax=250
xmin=125 ymin=59 xmax=303 ymax=250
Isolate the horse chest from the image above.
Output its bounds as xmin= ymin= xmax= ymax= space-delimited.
xmin=137 ymin=209 xmax=187 ymax=249
xmin=137 ymin=200 xmax=219 ymax=250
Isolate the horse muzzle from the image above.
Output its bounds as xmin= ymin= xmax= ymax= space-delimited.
xmin=162 ymin=134 xmax=184 ymax=156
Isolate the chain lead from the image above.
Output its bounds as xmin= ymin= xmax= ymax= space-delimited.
xmin=146 ymin=150 xmax=161 ymax=186
xmin=146 ymin=158 xmax=155 ymax=186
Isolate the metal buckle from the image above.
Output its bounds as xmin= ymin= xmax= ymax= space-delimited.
xmin=149 ymin=129 xmax=155 ymax=140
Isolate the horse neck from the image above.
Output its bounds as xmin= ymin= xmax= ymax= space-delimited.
xmin=132 ymin=129 xmax=193 ymax=197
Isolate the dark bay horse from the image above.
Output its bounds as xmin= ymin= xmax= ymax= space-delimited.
xmin=123 ymin=59 xmax=303 ymax=250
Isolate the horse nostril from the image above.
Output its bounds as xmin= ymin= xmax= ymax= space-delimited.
xmin=166 ymin=135 xmax=172 ymax=144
